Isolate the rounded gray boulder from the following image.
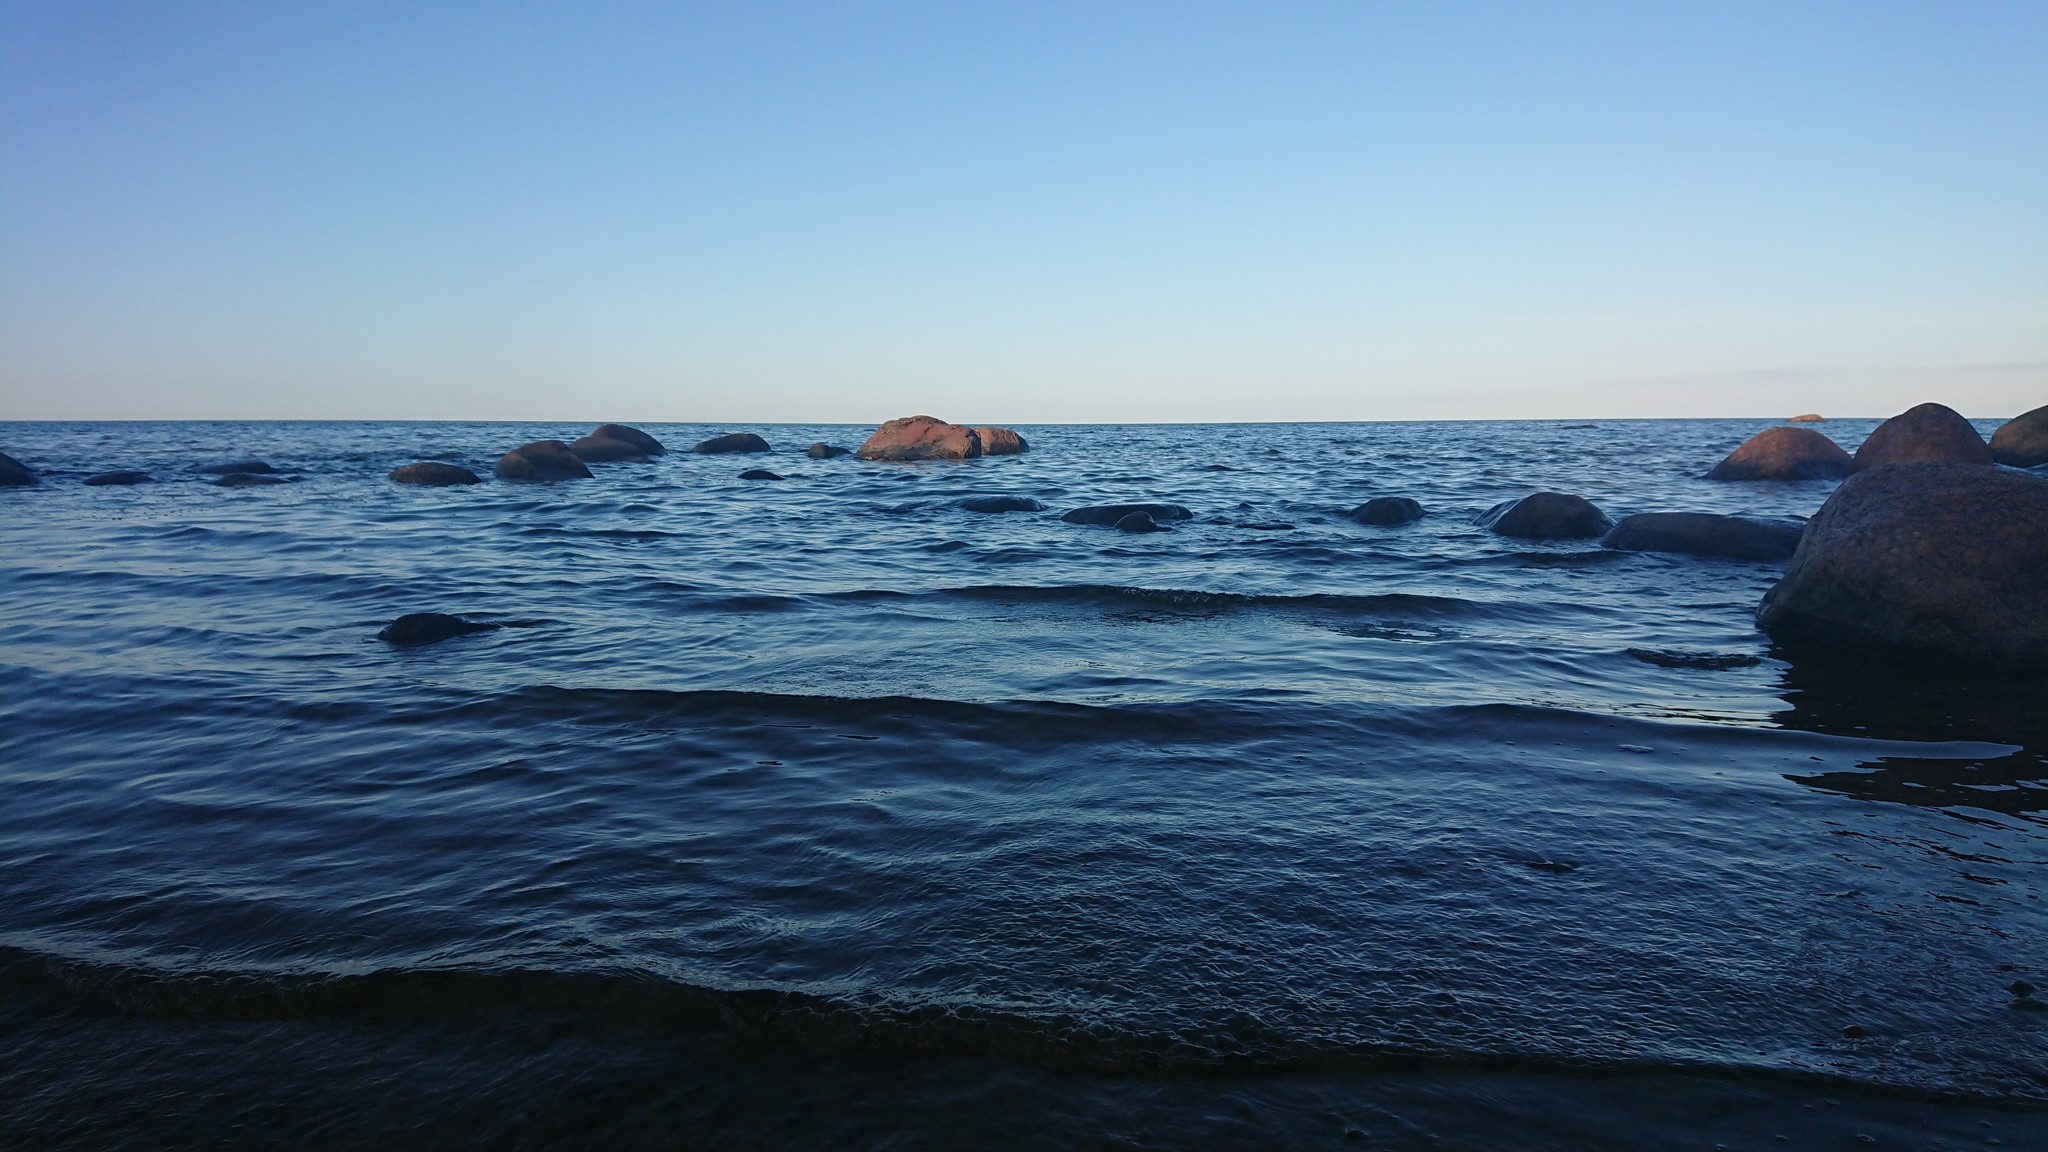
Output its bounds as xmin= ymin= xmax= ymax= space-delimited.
xmin=695 ymin=432 xmax=772 ymax=454
xmin=1349 ymin=497 xmax=1423 ymax=525
xmin=1990 ymin=404 xmax=2048 ymax=469
xmin=1478 ymin=492 xmax=1612 ymax=539
xmin=1851 ymin=402 xmax=1991 ymax=471
xmin=1705 ymin=427 xmax=1851 ymax=481
xmin=390 ymin=462 xmax=482 ymax=486
xmin=494 ymin=440 xmax=593 ymax=483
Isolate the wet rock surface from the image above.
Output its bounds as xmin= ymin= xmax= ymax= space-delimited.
xmin=973 ymin=426 xmax=1029 ymax=455
xmin=1349 ymin=497 xmax=1424 ymax=525
xmin=1479 ymin=492 xmax=1612 ymax=539
xmin=389 ymin=462 xmax=482 ymax=486
xmin=0 ymin=452 xmax=41 ymax=486
xmin=1705 ymin=427 xmax=1852 ymax=481
xmin=959 ymin=495 xmax=1043 ymax=513
xmin=1989 ymin=404 xmax=2048 ymax=469
xmin=738 ymin=469 xmax=784 ymax=481
xmin=1061 ymin=503 xmax=1194 ymax=526
xmin=1851 ymin=402 xmax=1991 ymax=471
xmin=695 ymin=432 xmax=772 ymax=454
xmin=1602 ymin=512 xmax=1803 ymax=562
xmin=494 ymin=440 xmax=593 ymax=483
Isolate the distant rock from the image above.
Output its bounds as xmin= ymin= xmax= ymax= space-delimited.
xmin=213 ymin=472 xmax=291 ymax=487
xmin=1115 ymin=512 xmax=1167 ymax=533
xmin=1851 ymin=402 xmax=1991 ymax=471
xmin=572 ymin=423 xmax=665 ymax=462
xmin=0 ymin=452 xmax=41 ymax=486
xmin=199 ymin=459 xmax=276 ymax=475
xmin=1601 ymin=512 xmax=1803 ymax=562
xmin=694 ymin=432 xmax=771 ymax=454
xmin=1787 ymin=413 xmax=1824 ymax=423
xmin=856 ymin=416 xmax=982 ymax=461
xmin=1062 ymin=502 xmax=1193 ymax=526
xmin=1349 ymin=497 xmax=1424 ymax=525
xmin=390 ymin=462 xmax=482 ymax=486
xmin=1478 ymin=492 xmax=1612 ymax=539
xmin=494 ymin=440 xmax=593 ymax=483
xmin=960 ymin=495 xmax=1043 ymax=513
xmin=1989 ymin=404 xmax=2048 ymax=469
xmin=377 ymin=612 xmax=501 ymax=646
xmin=1705 ymin=427 xmax=1852 ymax=481
xmin=84 ymin=471 xmax=152 ymax=486
xmin=738 ymin=468 xmax=784 ymax=480
xmin=807 ymin=443 xmax=851 ymax=459
xmin=1756 ymin=462 xmax=2048 ymax=668
xmin=974 ymin=426 xmax=1029 ymax=455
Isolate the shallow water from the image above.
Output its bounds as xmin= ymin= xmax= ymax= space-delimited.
xmin=2 ymin=419 xmax=2043 ymax=1150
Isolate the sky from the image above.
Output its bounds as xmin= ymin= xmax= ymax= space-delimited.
xmin=2 ymin=1 xmax=2044 ymax=422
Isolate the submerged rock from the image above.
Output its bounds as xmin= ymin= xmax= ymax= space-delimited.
xmin=0 ymin=452 xmax=41 ymax=486
xmin=1990 ymin=404 xmax=2048 ymax=469
xmin=1349 ymin=497 xmax=1424 ymax=525
xmin=199 ymin=459 xmax=276 ymax=475
xmin=1705 ymin=427 xmax=1852 ymax=481
xmin=738 ymin=468 xmax=784 ymax=480
xmin=694 ymin=432 xmax=771 ymax=454
xmin=1756 ymin=463 xmax=2048 ymax=668
xmin=974 ymin=426 xmax=1029 ymax=455
xmin=84 ymin=471 xmax=152 ymax=486
xmin=807 ymin=443 xmax=851 ymax=459
xmin=377 ymin=612 xmax=501 ymax=646
xmin=389 ymin=462 xmax=481 ymax=486
xmin=1852 ymin=402 xmax=1991 ymax=471
xmin=1601 ymin=513 xmax=1803 ymax=562
xmin=857 ymin=416 xmax=982 ymax=461
xmin=960 ymin=495 xmax=1043 ymax=513
xmin=571 ymin=423 xmax=666 ymax=462
xmin=1478 ymin=492 xmax=1613 ymax=539
xmin=1062 ymin=502 xmax=1193 ymax=526
xmin=1115 ymin=512 xmax=1167 ymax=533
xmin=212 ymin=472 xmax=291 ymax=487
xmin=494 ymin=440 xmax=592 ymax=483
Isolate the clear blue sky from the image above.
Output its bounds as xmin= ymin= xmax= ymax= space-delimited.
xmin=3 ymin=1 xmax=2043 ymax=421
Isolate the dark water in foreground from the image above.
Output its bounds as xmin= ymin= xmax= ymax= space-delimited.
xmin=1 ymin=419 xmax=2043 ymax=1150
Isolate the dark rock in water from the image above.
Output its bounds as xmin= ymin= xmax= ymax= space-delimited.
xmin=738 ymin=468 xmax=784 ymax=481
xmin=571 ymin=423 xmax=665 ymax=462
xmin=0 ymin=451 xmax=38 ymax=486
xmin=1115 ymin=512 xmax=1167 ymax=533
xmin=1478 ymin=492 xmax=1612 ymax=539
xmin=1627 ymin=648 xmax=1763 ymax=671
xmin=973 ymin=426 xmax=1029 ymax=455
xmin=1756 ymin=462 xmax=2048 ymax=668
xmin=199 ymin=459 xmax=276 ymax=475
xmin=213 ymin=472 xmax=291 ymax=487
xmin=959 ymin=495 xmax=1043 ymax=513
xmin=1788 ymin=413 xmax=1824 ymax=423
xmin=695 ymin=432 xmax=771 ymax=454
xmin=1062 ymin=502 xmax=1193 ymax=526
xmin=2009 ymin=979 xmax=2037 ymax=998
xmin=1706 ymin=427 xmax=1851 ymax=481
xmin=389 ymin=462 xmax=481 ymax=486
xmin=1990 ymin=403 xmax=2048 ymax=469
xmin=494 ymin=440 xmax=592 ymax=483
xmin=856 ymin=416 xmax=981 ymax=461
xmin=377 ymin=612 xmax=501 ymax=645
xmin=1852 ymin=402 xmax=1991 ymax=471
xmin=1350 ymin=497 xmax=1424 ymax=525
xmin=1601 ymin=512 xmax=1803 ymax=562
xmin=84 ymin=471 xmax=152 ymax=486
xmin=807 ymin=443 xmax=851 ymax=459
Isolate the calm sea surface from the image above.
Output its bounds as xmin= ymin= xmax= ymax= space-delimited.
xmin=2 ymin=419 xmax=2042 ymax=1150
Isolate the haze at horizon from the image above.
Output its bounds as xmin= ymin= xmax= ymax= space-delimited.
xmin=2 ymin=1 xmax=2043 ymax=423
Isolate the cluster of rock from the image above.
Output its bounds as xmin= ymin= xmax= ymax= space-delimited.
xmin=854 ymin=416 xmax=1029 ymax=461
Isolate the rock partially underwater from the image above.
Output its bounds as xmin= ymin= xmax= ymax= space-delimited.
xmin=1061 ymin=503 xmax=1193 ymax=526
xmin=1990 ymin=404 xmax=2048 ymax=469
xmin=1602 ymin=513 xmax=1803 ymax=562
xmin=857 ymin=416 xmax=982 ymax=461
xmin=572 ymin=424 xmax=667 ymax=462
xmin=1479 ymin=492 xmax=1612 ymax=539
xmin=694 ymin=433 xmax=772 ymax=455
xmin=1705 ymin=427 xmax=1851 ymax=481
xmin=1349 ymin=497 xmax=1424 ymax=525
xmin=494 ymin=441 xmax=592 ymax=483
xmin=377 ymin=613 xmax=503 ymax=646
xmin=389 ymin=462 xmax=481 ymax=486
xmin=1851 ymin=402 xmax=1991 ymax=471
xmin=0 ymin=452 xmax=41 ymax=486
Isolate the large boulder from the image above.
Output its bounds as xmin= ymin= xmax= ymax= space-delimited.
xmin=1349 ymin=497 xmax=1424 ymax=525
xmin=494 ymin=440 xmax=593 ymax=482
xmin=1705 ymin=427 xmax=1851 ymax=481
xmin=856 ymin=416 xmax=981 ymax=461
xmin=1478 ymin=492 xmax=1612 ymax=539
xmin=390 ymin=462 xmax=482 ymax=486
xmin=1851 ymin=402 xmax=1990 ymax=471
xmin=1990 ymin=404 xmax=2048 ymax=469
xmin=974 ymin=426 xmax=1029 ymax=455
xmin=84 ymin=471 xmax=151 ymax=486
xmin=0 ymin=451 xmax=40 ymax=486
xmin=1062 ymin=502 xmax=1193 ymax=526
xmin=1601 ymin=512 xmax=1803 ymax=562
xmin=572 ymin=423 xmax=666 ymax=462
xmin=695 ymin=432 xmax=771 ymax=454
xmin=1756 ymin=463 xmax=2048 ymax=668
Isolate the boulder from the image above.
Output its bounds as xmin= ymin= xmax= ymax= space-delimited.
xmin=494 ymin=440 xmax=593 ymax=483
xmin=974 ymin=426 xmax=1029 ymax=455
xmin=1601 ymin=512 xmax=1803 ymax=562
xmin=856 ymin=416 xmax=981 ymax=461
xmin=1114 ymin=512 xmax=1168 ymax=532
xmin=1756 ymin=463 xmax=2048 ymax=668
xmin=1705 ymin=427 xmax=1852 ymax=481
xmin=1349 ymin=497 xmax=1424 ymax=525
xmin=1851 ymin=402 xmax=1990 ymax=471
xmin=377 ymin=612 xmax=501 ymax=646
xmin=807 ymin=443 xmax=852 ymax=459
xmin=1989 ymin=404 xmax=2048 ymax=469
xmin=1788 ymin=413 xmax=1824 ymax=423
xmin=199 ymin=459 xmax=275 ymax=475
xmin=84 ymin=471 xmax=152 ymax=486
xmin=0 ymin=451 xmax=41 ymax=486
xmin=960 ymin=495 xmax=1043 ymax=513
xmin=571 ymin=424 xmax=665 ymax=461
xmin=213 ymin=472 xmax=290 ymax=487
xmin=390 ymin=462 xmax=481 ymax=486
xmin=738 ymin=468 xmax=784 ymax=481
xmin=1478 ymin=492 xmax=1612 ymax=539
xmin=694 ymin=432 xmax=771 ymax=454
xmin=1062 ymin=502 xmax=1193 ymax=526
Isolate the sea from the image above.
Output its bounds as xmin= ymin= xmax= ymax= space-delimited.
xmin=1 ymin=418 xmax=2042 ymax=1151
